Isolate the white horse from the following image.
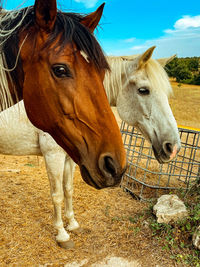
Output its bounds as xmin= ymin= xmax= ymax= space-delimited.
xmin=0 ymin=47 xmax=181 ymax=248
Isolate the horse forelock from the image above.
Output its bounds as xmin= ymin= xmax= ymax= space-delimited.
xmin=50 ymin=11 xmax=109 ymax=70
xmin=145 ymin=59 xmax=172 ymax=97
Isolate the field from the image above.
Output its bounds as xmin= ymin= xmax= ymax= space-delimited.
xmin=0 ymin=82 xmax=199 ymax=266
xmin=170 ymin=81 xmax=200 ymax=129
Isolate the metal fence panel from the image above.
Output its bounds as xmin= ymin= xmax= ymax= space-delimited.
xmin=120 ymin=122 xmax=200 ymax=201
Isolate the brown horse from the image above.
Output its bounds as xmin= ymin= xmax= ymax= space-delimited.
xmin=0 ymin=1 xmax=126 ymax=189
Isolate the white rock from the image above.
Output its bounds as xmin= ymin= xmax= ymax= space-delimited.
xmin=91 ymin=257 xmax=141 ymax=267
xmin=193 ymin=225 xmax=200 ymax=250
xmin=64 ymin=257 xmax=141 ymax=267
xmin=153 ymin=194 xmax=188 ymax=223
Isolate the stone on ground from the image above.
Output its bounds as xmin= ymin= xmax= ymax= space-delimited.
xmin=64 ymin=257 xmax=141 ymax=267
xmin=193 ymin=225 xmax=200 ymax=250
xmin=153 ymin=194 xmax=188 ymax=223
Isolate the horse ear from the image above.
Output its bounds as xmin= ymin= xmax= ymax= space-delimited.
xmin=157 ymin=54 xmax=176 ymax=67
xmin=34 ymin=0 xmax=57 ymax=31
xmin=81 ymin=3 xmax=105 ymax=32
xmin=136 ymin=46 xmax=156 ymax=69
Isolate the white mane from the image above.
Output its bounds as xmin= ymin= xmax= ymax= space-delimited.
xmin=104 ymin=57 xmax=127 ymax=106
xmin=0 ymin=8 xmax=30 ymax=111
xmin=104 ymin=55 xmax=172 ymax=106
xmin=0 ymin=53 xmax=14 ymax=110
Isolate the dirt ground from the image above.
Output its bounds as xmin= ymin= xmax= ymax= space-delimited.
xmin=0 ymin=154 xmax=179 ymax=267
xmin=0 ymin=82 xmax=199 ymax=266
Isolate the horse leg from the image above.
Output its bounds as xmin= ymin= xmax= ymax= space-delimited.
xmin=39 ymin=133 xmax=74 ymax=248
xmin=63 ymin=156 xmax=80 ymax=232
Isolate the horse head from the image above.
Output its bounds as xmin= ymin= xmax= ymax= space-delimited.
xmin=116 ymin=47 xmax=181 ymax=163
xmin=1 ymin=0 xmax=126 ymax=188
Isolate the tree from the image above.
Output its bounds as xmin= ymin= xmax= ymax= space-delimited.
xmin=188 ymin=58 xmax=199 ymax=71
xmin=165 ymin=57 xmax=200 ymax=85
xmin=165 ymin=58 xmax=178 ymax=77
xmin=193 ymin=73 xmax=200 ymax=85
xmin=173 ymin=62 xmax=192 ymax=82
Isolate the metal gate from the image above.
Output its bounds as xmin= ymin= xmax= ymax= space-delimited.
xmin=120 ymin=122 xmax=200 ymax=201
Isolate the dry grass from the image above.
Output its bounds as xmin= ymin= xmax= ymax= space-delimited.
xmin=0 ymin=81 xmax=199 ymax=266
xmin=0 ymin=155 xmax=176 ymax=267
xmin=170 ymin=81 xmax=200 ymax=128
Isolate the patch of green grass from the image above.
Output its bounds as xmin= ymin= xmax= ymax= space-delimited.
xmin=148 ymin=192 xmax=200 ymax=266
xmin=104 ymin=187 xmax=200 ymax=266
xmin=111 ymin=216 xmax=124 ymax=222
xmin=170 ymin=253 xmax=200 ymax=266
xmin=24 ymin=163 xmax=35 ymax=167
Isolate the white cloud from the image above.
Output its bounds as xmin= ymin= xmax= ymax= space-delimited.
xmin=164 ymin=29 xmax=175 ymax=34
xmin=123 ymin=37 xmax=136 ymax=43
xmin=174 ymin=15 xmax=200 ymax=30
xmin=164 ymin=15 xmax=200 ymax=34
xmin=131 ymin=45 xmax=147 ymax=50
xmin=74 ymin=0 xmax=98 ymax=8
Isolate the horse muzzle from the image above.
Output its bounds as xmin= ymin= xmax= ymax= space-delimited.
xmin=153 ymin=142 xmax=181 ymax=164
xmin=80 ymin=153 xmax=127 ymax=189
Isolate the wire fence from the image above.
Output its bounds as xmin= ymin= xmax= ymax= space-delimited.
xmin=120 ymin=122 xmax=200 ymax=201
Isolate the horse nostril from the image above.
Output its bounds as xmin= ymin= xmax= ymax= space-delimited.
xmin=163 ymin=141 xmax=173 ymax=156
xmin=99 ymin=154 xmax=117 ymax=178
xmin=104 ymin=156 xmax=117 ymax=176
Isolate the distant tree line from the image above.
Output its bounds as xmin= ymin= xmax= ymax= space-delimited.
xmin=165 ymin=57 xmax=200 ymax=85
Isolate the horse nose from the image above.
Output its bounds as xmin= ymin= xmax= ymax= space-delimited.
xmin=98 ymin=153 xmax=125 ymax=185
xmin=99 ymin=154 xmax=117 ymax=178
xmin=163 ymin=141 xmax=179 ymax=160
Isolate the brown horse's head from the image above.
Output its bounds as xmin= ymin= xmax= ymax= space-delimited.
xmin=1 ymin=0 xmax=126 ymax=189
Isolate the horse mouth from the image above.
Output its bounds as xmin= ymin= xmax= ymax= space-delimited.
xmin=137 ymin=126 xmax=168 ymax=163
xmin=80 ymin=165 xmax=102 ymax=190
xmin=152 ymin=146 xmax=174 ymax=164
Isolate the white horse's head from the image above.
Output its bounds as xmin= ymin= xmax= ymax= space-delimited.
xmin=114 ymin=47 xmax=181 ymax=163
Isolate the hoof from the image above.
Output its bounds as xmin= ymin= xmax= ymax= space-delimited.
xmin=57 ymin=239 xmax=75 ymax=249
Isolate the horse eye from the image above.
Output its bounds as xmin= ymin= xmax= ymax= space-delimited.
xmin=138 ymin=87 xmax=150 ymax=95
xmin=52 ymin=64 xmax=72 ymax=78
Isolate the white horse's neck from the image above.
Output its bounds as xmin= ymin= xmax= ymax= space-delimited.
xmin=104 ymin=57 xmax=128 ymax=106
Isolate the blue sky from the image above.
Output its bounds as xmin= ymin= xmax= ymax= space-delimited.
xmin=4 ymin=0 xmax=200 ymax=58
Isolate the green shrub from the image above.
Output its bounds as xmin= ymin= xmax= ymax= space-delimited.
xmin=165 ymin=57 xmax=200 ymax=85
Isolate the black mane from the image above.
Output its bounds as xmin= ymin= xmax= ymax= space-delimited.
xmin=0 ymin=6 xmax=109 ymax=97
